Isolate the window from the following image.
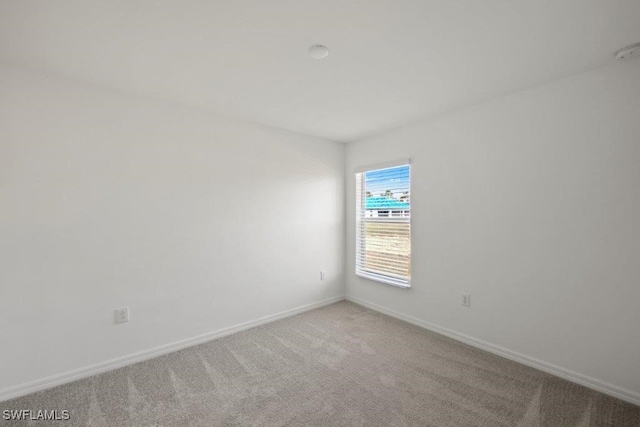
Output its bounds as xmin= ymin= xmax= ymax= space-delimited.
xmin=355 ymin=162 xmax=411 ymax=287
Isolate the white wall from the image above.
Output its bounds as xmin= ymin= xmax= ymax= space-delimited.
xmin=0 ymin=64 xmax=344 ymax=394
xmin=346 ymin=60 xmax=640 ymax=397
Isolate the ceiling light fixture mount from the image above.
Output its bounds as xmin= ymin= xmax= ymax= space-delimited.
xmin=614 ymin=42 xmax=640 ymax=60
xmin=309 ymin=45 xmax=329 ymax=59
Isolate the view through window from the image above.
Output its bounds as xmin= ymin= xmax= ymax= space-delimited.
xmin=355 ymin=163 xmax=411 ymax=287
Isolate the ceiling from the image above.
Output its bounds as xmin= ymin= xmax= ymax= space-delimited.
xmin=1 ymin=1 xmax=639 ymax=142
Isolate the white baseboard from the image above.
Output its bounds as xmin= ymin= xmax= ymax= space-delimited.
xmin=0 ymin=296 xmax=345 ymax=403
xmin=346 ymin=295 xmax=640 ymax=406
xmin=6 ymin=295 xmax=638 ymax=407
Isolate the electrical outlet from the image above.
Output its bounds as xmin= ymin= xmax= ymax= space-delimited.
xmin=320 ymin=271 xmax=326 ymax=281
xmin=115 ymin=307 xmax=129 ymax=324
xmin=461 ymin=293 xmax=471 ymax=308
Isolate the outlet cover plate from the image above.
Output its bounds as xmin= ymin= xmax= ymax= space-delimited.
xmin=461 ymin=293 xmax=471 ymax=308
xmin=115 ymin=307 xmax=129 ymax=324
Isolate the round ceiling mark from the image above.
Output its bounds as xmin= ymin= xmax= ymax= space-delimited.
xmin=309 ymin=45 xmax=329 ymax=59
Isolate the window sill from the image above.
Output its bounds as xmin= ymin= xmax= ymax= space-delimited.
xmin=355 ymin=272 xmax=411 ymax=289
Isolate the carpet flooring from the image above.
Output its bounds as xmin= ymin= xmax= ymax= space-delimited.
xmin=2 ymin=301 xmax=639 ymax=426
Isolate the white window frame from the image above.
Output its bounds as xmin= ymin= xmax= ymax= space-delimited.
xmin=355 ymin=159 xmax=411 ymax=288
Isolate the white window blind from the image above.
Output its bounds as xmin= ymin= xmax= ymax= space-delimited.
xmin=356 ymin=163 xmax=411 ymax=288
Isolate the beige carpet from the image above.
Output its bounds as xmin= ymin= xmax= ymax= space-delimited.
xmin=2 ymin=301 xmax=639 ymax=426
